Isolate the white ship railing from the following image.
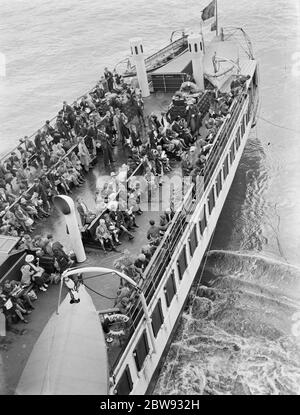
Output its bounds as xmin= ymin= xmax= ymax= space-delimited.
xmin=109 ymin=87 xmax=254 ymax=373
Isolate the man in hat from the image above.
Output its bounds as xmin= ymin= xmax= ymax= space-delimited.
xmin=98 ymin=124 xmax=115 ymax=168
xmin=95 ymin=219 xmax=117 ymax=254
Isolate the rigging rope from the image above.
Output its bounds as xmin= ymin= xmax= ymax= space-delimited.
xmin=258 ymin=115 xmax=300 ymax=134
xmin=83 ymin=282 xmax=118 ymax=301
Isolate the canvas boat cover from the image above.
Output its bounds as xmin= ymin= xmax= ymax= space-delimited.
xmin=16 ymin=285 xmax=108 ymax=395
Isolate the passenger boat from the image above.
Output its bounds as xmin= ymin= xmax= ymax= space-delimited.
xmin=3 ymin=3 xmax=259 ymax=396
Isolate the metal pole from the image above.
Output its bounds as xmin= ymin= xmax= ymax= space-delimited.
xmin=55 ymin=266 xmax=157 ymax=354
xmin=215 ymin=0 xmax=219 ymax=36
xmin=56 ymin=276 xmax=64 ymax=314
xmin=138 ymin=288 xmax=156 ymax=354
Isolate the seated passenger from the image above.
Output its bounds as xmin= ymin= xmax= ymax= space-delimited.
xmin=76 ymin=197 xmax=95 ymax=226
xmin=52 ymin=243 xmax=73 ymax=273
xmin=95 ymin=219 xmax=117 ymax=254
xmin=9 ymin=279 xmax=35 ymax=310
xmin=14 ymin=204 xmax=35 ymax=232
xmin=114 ymin=283 xmax=133 ymax=306
xmin=36 ymin=249 xmax=59 ymax=276
xmin=114 ymin=296 xmax=131 ymax=315
xmin=20 ymin=264 xmax=35 ymax=287
xmin=109 ymin=205 xmax=134 ymax=241
xmin=103 ymin=213 xmax=121 ymax=245
xmin=0 ymin=285 xmax=30 ymax=324
xmin=24 ymin=254 xmax=50 ymax=292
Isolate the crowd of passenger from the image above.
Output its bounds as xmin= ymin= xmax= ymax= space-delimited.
xmin=0 ymin=67 xmax=146 ymax=237
xmin=0 ymin=66 xmax=249 ymax=331
xmin=0 ymin=234 xmax=74 ymax=328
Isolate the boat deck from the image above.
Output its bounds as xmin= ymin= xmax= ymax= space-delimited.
xmin=1 ymin=91 xmax=205 ymax=394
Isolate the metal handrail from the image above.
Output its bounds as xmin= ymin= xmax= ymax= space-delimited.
xmin=6 ymin=143 xmax=79 ymax=213
xmin=110 ymin=185 xmax=195 ymax=373
xmin=127 ymin=185 xmax=194 ymax=329
xmin=203 ymin=93 xmax=246 ymax=186
xmin=0 ymin=82 xmax=101 ymax=163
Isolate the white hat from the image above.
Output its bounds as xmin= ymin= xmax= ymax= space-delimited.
xmin=25 ymin=254 xmax=34 ymax=263
xmin=110 ymin=172 xmax=116 ymax=177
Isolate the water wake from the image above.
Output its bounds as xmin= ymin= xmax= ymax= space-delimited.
xmin=155 ymin=251 xmax=300 ymax=395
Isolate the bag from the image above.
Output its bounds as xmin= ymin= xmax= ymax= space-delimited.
xmin=28 ymin=290 xmax=37 ymax=300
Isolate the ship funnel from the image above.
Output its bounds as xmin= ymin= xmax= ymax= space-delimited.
xmin=188 ymin=34 xmax=204 ymax=90
xmin=129 ymin=37 xmax=150 ymax=97
xmin=53 ymin=195 xmax=86 ymax=263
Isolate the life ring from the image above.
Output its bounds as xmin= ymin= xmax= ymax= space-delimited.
xmin=107 ymin=314 xmax=129 ymax=323
xmin=106 ymin=314 xmax=129 ymax=338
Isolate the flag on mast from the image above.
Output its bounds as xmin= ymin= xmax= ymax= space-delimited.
xmin=201 ymin=0 xmax=218 ymax=32
xmin=201 ymin=0 xmax=216 ymax=21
